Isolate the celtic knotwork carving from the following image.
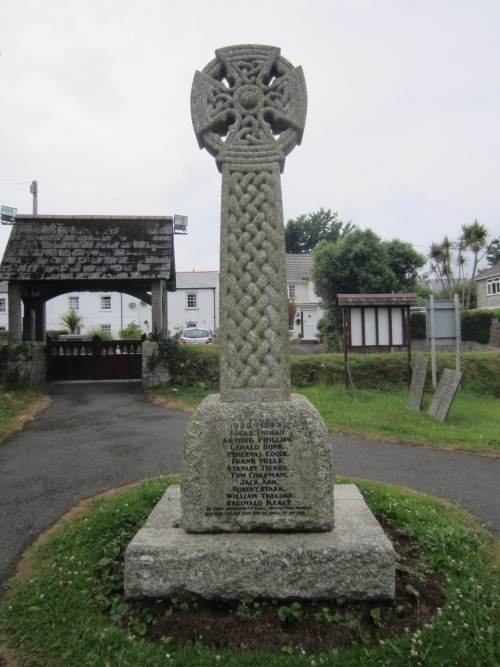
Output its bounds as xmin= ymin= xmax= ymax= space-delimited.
xmin=191 ymin=45 xmax=307 ymax=401
xmin=224 ymin=169 xmax=285 ymax=389
xmin=191 ymin=45 xmax=307 ymax=173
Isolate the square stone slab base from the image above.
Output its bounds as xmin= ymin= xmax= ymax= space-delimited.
xmin=125 ymin=485 xmax=395 ymax=601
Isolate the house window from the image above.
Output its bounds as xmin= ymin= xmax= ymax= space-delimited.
xmin=288 ymin=285 xmax=296 ymax=299
xmin=0 ymin=298 xmax=6 ymax=313
xmin=100 ymin=324 xmax=112 ymax=334
xmin=487 ymin=277 xmax=499 ymax=296
xmin=187 ymin=293 xmax=198 ymax=309
xmin=185 ymin=321 xmax=197 ymax=328
xmin=0 ymin=325 xmax=7 ymax=331
xmin=68 ymin=296 xmax=79 ymax=311
xmin=100 ymin=296 xmax=112 ymax=310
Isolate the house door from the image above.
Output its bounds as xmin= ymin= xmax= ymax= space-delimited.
xmin=302 ymin=309 xmax=318 ymax=341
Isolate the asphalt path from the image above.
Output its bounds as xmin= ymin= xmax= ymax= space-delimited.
xmin=1 ymin=381 xmax=498 ymax=590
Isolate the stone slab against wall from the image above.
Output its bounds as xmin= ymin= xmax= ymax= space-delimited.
xmin=181 ymin=393 xmax=334 ymax=533
xmin=125 ymin=484 xmax=395 ymax=601
xmin=407 ymin=354 xmax=428 ymax=411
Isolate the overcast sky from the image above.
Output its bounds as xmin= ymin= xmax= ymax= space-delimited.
xmin=1 ymin=0 xmax=499 ymax=274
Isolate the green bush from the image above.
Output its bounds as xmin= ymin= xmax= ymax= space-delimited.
xmin=461 ymin=310 xmax=493 ymax=344
xmin=409 ymin=311 xmax=426 ymax=339
xmin=118 ymin=323 xmax=142 ymax=340
xmin=147 ymin=332 xmax=219 ymax=388
xmin=85 ymin=327 xmax=114 ymax=341
xmin=317 ymin=311 xmax=342 ymax=352
xmin=0 ymin=331 xmax=9 ymax=344
xmin=46 ymin=329 xmax=67 ymax=340
xmin=411 ymin=308 xmax=496 ymax=344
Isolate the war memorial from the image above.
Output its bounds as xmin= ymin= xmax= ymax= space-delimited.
xmin=125 ymin=44 xmax=395 ymax=601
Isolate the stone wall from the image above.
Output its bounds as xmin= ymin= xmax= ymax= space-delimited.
xmin=141 ymin=341 xmax=171 ymax=388
xmin=0 ymin=342 xmax=46 ymax=387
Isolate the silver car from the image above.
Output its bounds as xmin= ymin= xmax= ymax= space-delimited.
xmin=179 ymin=327 xmax=213 ymax=345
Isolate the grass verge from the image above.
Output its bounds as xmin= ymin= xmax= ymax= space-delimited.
xmin=0 ymin=477 xmax=498 ymax=666
xmin=0 ymin=387 xmax=50 ymax=444
xmin=150 ymin=385 xmax=500 ymax=456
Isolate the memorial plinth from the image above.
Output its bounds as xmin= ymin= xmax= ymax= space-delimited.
xmin=182 ymin=394 xmax=333 ymax=533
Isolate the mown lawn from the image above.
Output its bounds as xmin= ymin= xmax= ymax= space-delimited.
xmin=151 ymin=384 xmax=500 ymax=456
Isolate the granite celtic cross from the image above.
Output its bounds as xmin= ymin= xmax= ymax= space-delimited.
xmin=191 ymin=44 xmax=307 ymax=402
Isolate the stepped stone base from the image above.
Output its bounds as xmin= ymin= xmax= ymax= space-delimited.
xmin=124 ymin=485 xmax=395 ymax=601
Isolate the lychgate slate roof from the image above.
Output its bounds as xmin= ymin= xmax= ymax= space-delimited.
xmin=0 ymin=215 xmax=174 ymax=282
xmin=285 ymin=253 xmax=313 ymax=282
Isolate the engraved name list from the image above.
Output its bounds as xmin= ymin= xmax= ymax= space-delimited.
xmin=205 ymin=419 xmax=311 ymax=519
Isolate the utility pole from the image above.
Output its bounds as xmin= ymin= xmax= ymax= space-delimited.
xmin=30 ymin=180 xmax=38 ymax=214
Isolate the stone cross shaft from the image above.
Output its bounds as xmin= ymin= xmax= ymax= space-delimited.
xmin=191 ymin=45 xmax=307 ymax=402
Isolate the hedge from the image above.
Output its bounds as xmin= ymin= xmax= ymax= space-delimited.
xmin=410 ymin=309 xmax=494 ymax=344
xmin=149 ymin=344 xmax=499 ymax=397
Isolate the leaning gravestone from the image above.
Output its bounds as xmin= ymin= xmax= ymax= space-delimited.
xmin=428 ymin=368 xmax=463 ymax=422
xmin=407 ymin=354 xmax=429 ymax=411
xmin=125 ymin=45 xmax=394 ymax=600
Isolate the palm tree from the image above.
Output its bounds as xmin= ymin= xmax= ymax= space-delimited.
xmin=59 ymin=309 xmax=85 ymax=335
xmin=428 ymin=237 xmax=456 ymax=298
xmin=460 ymin=220 xmax=489 ymax=310
xmin=455 ymin=249 xmax=469 ymax=310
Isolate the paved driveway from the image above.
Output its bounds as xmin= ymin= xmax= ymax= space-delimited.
xmin=1 ymin=381 xmax=498 ymax=588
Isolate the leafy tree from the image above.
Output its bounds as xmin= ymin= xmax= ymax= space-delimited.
xmin=382 ymin=238 xmax=427 ymax=292
xmin=312 ymin=229 xmax=425 ymax=308
xmin=59 ymin=309 xmax=84 ymax=335
xmin=285 ymin=208 xmax=355 ymax=254
xmin=311 ymin=229 xmax=425 ymax=349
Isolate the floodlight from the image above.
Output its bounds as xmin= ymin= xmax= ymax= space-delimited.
xmin=174 ymin=214 xmax=188 ymax=234
xmin=1 ymin=205 xmax=17 ymax=225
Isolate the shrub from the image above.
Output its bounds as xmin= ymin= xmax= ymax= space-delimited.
xmin=409 ymin=311 xmax=426 ymax=339
xmin=59 ymin=309 xmax=85 ymax=334
xmin=317 ymin=311 xmax=342 ymax=352
xmin=119 ymin=323 xmax=142 ymax=340
xmin=85 ymin=327 xmax=114 ymax=341
xmin=461 ymin=310 xmax=493 ymax=344
xmin=46 ymin=329 xmax=67 ymax=341
xmin=147 ymin=331 xmax=219 ymax=388
xmin=411 ymin=308 xmax=495 ymax=344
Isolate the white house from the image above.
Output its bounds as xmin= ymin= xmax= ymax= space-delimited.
xmin=285 ymin=254 xmax=324 ymax=341
xmin=45 ymin=291 xmax=152 ymax=336
xmin=168 ymin=271 xmax=219 ymax=335
xmin=42 ymin=271 xmax=219 ymax=338
xmin=2 ymin=259 xmax=323 ymax=340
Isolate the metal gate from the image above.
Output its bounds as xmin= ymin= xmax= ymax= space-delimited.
xmin=46 ymin=335 xmax=146 ymax=382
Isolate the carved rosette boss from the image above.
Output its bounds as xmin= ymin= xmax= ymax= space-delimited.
xmin=191 ymin=45 xmax=307 ymax=402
